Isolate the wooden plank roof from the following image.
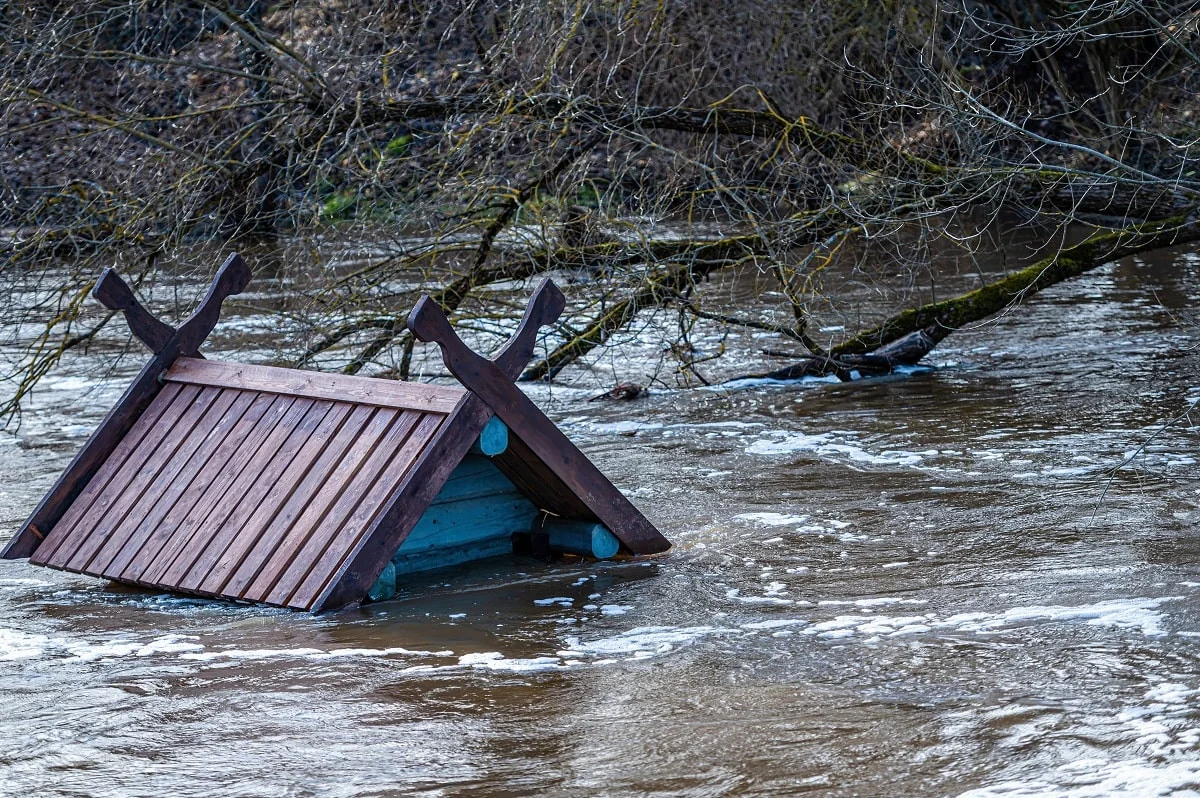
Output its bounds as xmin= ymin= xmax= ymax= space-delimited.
xmin=29 ymin=361 xmax=457 ymax=610
xmin=2 ymin=253 xmax=671 ymax=611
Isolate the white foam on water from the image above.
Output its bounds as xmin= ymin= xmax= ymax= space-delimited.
xmin=734 ymin=597 xmax=1184 ymax=644
xmin=572 ymin=419 xmax=666 ymax=435
xmin=561 ymin=625 xmax=731 ymax=659
xmin=0 ymin=623 xmax=463 ymax=666
xmin=457 ymin=652 xmax=569 ymax=672
xmin=599 ymin=604 xmax=632 ymax=616
xmin=747 ymin=430 xmax=928 ymax=468
xmin=960 ymin=676 xmax=1200 ymax=798
xmin=958 ymin=758 xmax=1200 ymax=797
xmin=718 ymin=374 xmax=842 ymax=391
xmin=0 ymin=627 xmax=50 ymax=661
xmin=724 ymin=588 xmax=793 ymax=606
xmin=182 ymin=644 xmax=454 ymax=662
xmin=818 ymin=598 xmax=928 ymax=608
xmin=0 ymin=577 xmax=54 ymax=595
xmin=733 ymin=513 xmax=858 ymax=541
xmin=181 ymin=647 xmax=325 ymax=661
xmin=1142 ymin=681 xmax=1196 ymax=705
xmin=741 ymin=619 xmax=808 ymax=630
xmin=733 ymin=512 xmax=810 ymax=526
xmin=0 ymin=627 xmax=205 ymax=662
xmin=534 ymin=596 xmax=575 ymax=607
xmin=946 ymin=597 xmax=1180 ymax=638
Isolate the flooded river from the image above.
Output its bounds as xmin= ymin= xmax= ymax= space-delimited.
xmin=2 ymin=248 xmax=1200 ymax=796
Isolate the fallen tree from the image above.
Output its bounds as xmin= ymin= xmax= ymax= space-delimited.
xmin=727 ymin=215 xmax=1200 ymax=383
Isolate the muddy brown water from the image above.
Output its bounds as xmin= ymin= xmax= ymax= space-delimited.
xmin=2 ymin=250 xmax=1200 ymax=797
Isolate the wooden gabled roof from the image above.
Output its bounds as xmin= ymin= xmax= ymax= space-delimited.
xmin=28 ymin=360 xmax=462 ymax=610
xmin=2 ymin=253 xmax=669 ymax=611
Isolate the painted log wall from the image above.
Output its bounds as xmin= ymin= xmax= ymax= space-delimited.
xmin=366 ymin=455 xmax=538 ymax=599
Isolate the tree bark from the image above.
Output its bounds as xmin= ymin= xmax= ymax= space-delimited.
xmin=725 ymin=215 xmax=1200 ymax=383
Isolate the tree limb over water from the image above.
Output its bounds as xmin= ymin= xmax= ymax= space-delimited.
xmin=727 ymin=215 xmax=1200 ymax=383
xmin=4 ymin=1 xmax=1200 ymax=411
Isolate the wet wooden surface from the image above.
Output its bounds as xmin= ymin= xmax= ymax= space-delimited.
xmin=30 ymin=382 xmax=450 ymax=610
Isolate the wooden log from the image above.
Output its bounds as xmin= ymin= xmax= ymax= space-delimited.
xmin=399 ymin=493 xmax=538 ymax=552
xmin=751 ymin=327 xmax=943 ymax=382
xmin=390 ymin=536 xmax=515 ymax=577
xmin=470 ymin=416 xmax=508 ymax=456
xmin=536 ymin=516 xmax=620 ymax=559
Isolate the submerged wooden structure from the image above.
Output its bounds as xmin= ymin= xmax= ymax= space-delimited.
xmin=1 ymin=254 xmax=669 ymax=611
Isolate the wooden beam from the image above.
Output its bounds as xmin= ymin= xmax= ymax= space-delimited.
xmin=1 ymin=254 xmax=252 ymax=560
xmin=165 ymin=358 xmax=464 ymax=414
xmin=175 ymin=253 xmax=252 ymax=356
xmin=92 ymin=269 xmax=175 ymax=353
xmin=538 ymin=516 xmax=620 ymax=559
xmin=407 ymin=282 xmax=669 ymax=556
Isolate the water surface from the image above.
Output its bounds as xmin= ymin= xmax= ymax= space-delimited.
xmin=2 ymin=249 xmax=1199 ymax=796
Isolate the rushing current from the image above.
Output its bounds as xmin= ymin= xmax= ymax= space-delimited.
xmin=2 ymin=246 xmax=1199 ymax=797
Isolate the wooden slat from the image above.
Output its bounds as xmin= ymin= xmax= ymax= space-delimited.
xmin=238 ymin=408 xmax=423 ymax=604
xmin=146 ymin=396 xmax=311 ymax=588
xmin=118 ymin=390 xmax=273 ymax=584
xmin=134 ymin=394 xmax=298 ymax=586
xmin=104 ymin=389 xmax=255 ymax=580
xmin=86 ymin=387 xmax=241 ymax=576
xmin=32 ymin=381 xmax=187 ymax=566
xmin=41 ymin=384 xmax=206 ymax=570
xmin=276 ymin=412 xmax=446 ymax=609
xmin=65 ymin=385 xmax=223 ymax=574
xmin=175 ymin=398 xmax=337 ymax=593
xmin=165 ymin=358 xmax=464 ymax=414
xmin=10 ymin=360 xmax=178 ymax=560
xmin=201 ymin=403 xmax=380 ymax=598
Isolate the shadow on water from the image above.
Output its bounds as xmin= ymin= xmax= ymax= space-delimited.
xmin=1 ymin=246 xmax=1200 ymax=795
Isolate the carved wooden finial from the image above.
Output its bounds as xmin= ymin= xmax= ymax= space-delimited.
xmin=91 ymin=253 xmax=251 ymax=357
xmin=408 ymin=277 xmax=565 ymax=381
xmin=406 ymin=277 xmax=669 ymax=556
xmin=92 ymin=269 xmax=175 ymax=354
xmin=176 ymin=253 xmax=252 ymax=356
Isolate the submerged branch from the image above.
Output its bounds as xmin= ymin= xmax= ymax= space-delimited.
xmin=725 ymin=215 xmax=1200 ymax=383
